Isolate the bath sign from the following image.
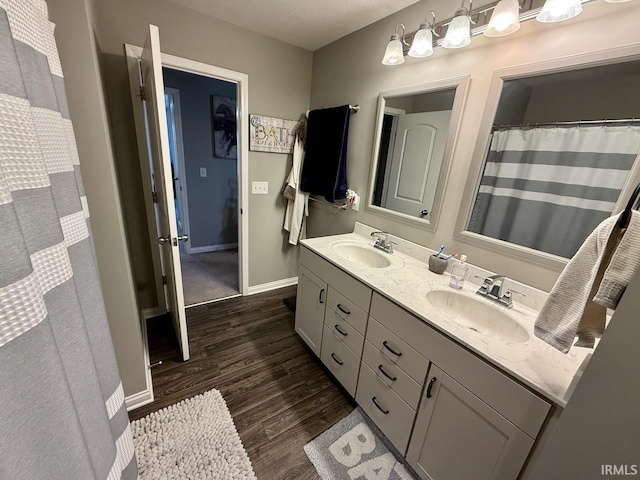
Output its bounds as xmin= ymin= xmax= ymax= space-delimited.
xmin=249 ymin=115 xmax=299 ymax=154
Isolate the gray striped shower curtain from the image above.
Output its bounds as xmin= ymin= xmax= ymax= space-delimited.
xmin=469 ymin=126 xmax=640 ymax=258
xmin=0 ymin=1 xmax=137 ymax=478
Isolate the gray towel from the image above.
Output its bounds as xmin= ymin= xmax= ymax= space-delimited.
xmin=594 ymin=211 xmax=640 ymax=309
xmin=535 ymin=215 xmax=620 ymax=353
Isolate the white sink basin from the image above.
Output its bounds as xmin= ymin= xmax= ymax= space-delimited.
xmin=425 ymin=290 xmax=530 ymax=344
xmin=330 ymin=241 xmax=392 ymax=268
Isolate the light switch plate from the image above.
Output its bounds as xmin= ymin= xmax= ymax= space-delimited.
xmin=252 ymin=181 xmax=269 ymax=194
xmin=200 ymin=167 xmax=207 ymax=178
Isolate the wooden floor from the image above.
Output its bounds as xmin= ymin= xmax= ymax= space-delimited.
xmin=129 ymin=286 xmax=354 ymax=479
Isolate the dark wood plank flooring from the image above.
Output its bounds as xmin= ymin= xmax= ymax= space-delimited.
xmin=129 ymin=286 xmax=354 ymax=480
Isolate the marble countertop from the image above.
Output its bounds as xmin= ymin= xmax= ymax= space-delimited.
xmin=301 ymin=230 xmax=592 ymax=407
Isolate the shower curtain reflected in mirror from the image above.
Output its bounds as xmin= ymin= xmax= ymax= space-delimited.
xmin=468 ymin=126 xmax=640 ymax=258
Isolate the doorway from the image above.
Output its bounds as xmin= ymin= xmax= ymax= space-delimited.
xmin=125 ymin=27 xmax=250 ymax=363
xmin=163 ymin=69 xmax=240 ymax=306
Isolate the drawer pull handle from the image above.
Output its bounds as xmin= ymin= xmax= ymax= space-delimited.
xmin=372 ymin=396 xmax=389 ymax=415
xmin=378 ymin=365 xmax=397 ymax=381
xmin=383 ymin=341 xmax=402 ymax=357
xmin=331 ymin=353 xmax=344 ymax=365
xmin=426 ymin=376 xmax=437 ymax=398
xmin=334 ymin=324 xmax=348 ymax=336
xmin=337 ymin=304 xmax=351 ymax=315
xmin=319 ymin=288 xmax=325 ymax=304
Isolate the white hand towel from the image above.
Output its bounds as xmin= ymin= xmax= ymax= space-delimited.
xmin=535 ymin=215 xmax=620 ymax=353
xmin=594 ymin=210 xmax=640 ymax=309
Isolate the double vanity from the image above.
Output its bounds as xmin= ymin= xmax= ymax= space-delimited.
xmin=295 ymin=223 xmax=591 ymax=480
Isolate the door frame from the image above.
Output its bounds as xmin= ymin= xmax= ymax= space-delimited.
xmin=164 ymin=87 xmax=193 ymax=254
xmin=125 ymin=43 xmax=250 ymax=311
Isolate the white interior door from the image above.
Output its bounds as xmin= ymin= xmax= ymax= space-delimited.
xmin=142 ymin=25 xmax=190 ymax=361
xmin=384 ymin=110 xmax=452 ymax=219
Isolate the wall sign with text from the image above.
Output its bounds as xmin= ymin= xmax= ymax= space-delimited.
xmin=249 ymin=115 xmax=299 ymax=154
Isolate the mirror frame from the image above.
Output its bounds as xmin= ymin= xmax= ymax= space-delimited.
xmin=366 ymin=75 xmax=471 ymax=231
xmin=454 ymin=44 xmax=640 ymax=270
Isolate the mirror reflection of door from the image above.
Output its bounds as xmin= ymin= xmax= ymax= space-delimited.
xmin=382 ymin=110 xmax=452 ymax=219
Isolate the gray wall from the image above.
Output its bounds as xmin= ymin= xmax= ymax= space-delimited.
xmin=527 ymin=271 xmax=640 ymax=479
xmin=47 ymin=0 xmax=148 ymax=397
xmin=162 ymin=68 xmax=238 ymax=249
xmin=308 ymin=0 xmax=640 ymax=292
xmin=91 ymin=0 xmax=313 ymax=309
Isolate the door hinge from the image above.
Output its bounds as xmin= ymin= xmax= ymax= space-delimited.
xmin=139 ymin=85 xmax=146 ymax=101
xmin=162 ymin=275 xmax=167 ymax=285
xmin=152 ymin=191 xmax=158 ymax=203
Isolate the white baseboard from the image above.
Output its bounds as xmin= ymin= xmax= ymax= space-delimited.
xmin=187 ymin=243 xmax=238 ymax=254
xmin=247 ymin=276 xmax=298 ymax=295
xmin=125 ymin=388 xmax=154 ymax=411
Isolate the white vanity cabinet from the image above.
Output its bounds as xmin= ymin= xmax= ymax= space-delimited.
xmin=369 ymin=293 xmax=551 ymax=480
xmin=296 ymin=247 xmax=373 ymax=396
xmin=296 ymin=246 xmax=554 ymax=480
xmin=295 ymin=266 xmax=327 ymax=356
xmin=407 ymin=365 xmax=535 ymax=480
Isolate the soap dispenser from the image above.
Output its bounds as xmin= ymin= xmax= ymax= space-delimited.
xmin=449 ymin=255 xmax=468 ymax=290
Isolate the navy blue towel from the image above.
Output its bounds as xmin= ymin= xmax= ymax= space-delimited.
xmin=300 ymin=105 xmax=351 ymax=202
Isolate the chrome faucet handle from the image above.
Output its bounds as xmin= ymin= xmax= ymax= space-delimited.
xmin=505 ymin=289 xmax=526 ymax=298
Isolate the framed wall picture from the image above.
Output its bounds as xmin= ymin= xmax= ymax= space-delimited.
xmin=212 ymin=95 xmax=237 ymax=159
xmin=249 ymin=115 xmax=299 ymax=154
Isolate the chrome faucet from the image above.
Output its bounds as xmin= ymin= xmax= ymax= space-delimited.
xmin=475 ymin=274 xmax=525 ymax=308
xmin=370 ymin=231 xmax=394 ymax=254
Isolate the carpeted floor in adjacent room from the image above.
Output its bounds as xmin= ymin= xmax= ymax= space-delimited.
xmin=180 ymin=250 xmax=239 ymax=306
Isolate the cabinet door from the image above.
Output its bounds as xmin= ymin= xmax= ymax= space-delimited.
xmin=407 ymin=365 xmax=534 ymax=480
xmin=295 ymin=266 xmax=327 ymax=356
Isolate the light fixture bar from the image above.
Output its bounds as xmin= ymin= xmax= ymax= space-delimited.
xmin=401 ymin=0 xmax=593 ymax=54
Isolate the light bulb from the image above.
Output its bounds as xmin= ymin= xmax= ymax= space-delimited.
xmin=408 ymin=23 xmax=434 ymax=58
xmin=382 ymin=34 xmax=405 ymax=65
xmin=485 ymin=0 xmax=520 ymax=37
xmin=442 ymin=10 xmax=471 ymax=49
xmin=536 ymin=0 xmax=583 ymax=23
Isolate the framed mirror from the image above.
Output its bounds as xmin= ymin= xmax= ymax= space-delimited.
xmin=456 ymin=46 xmax=640 ymax=268
xmin=367 ymin=76 xmax=470 ymax=230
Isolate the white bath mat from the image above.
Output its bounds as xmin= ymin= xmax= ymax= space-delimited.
xmin=132 ymin=389 xmax=256 ymax=479
xmin=304 ymin=407 xmax=419 ymax=480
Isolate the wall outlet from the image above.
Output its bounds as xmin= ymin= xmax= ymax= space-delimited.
xmin=200 ymin=167 xmax=207 ymax=178
xmin=252 ymin=181 xmax=269 ymax=194
xmin=352 ymin=194 xmax=360 ymax=211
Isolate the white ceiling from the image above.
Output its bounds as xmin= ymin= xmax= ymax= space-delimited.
xmin=167 ymin=0 xmax=421 ymax=51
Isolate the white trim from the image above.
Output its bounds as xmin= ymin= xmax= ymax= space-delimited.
xmin=247 ymin=276 xmax=298 ymax=295
xmin=454 ymin=43 xmax=640 ymax=270
xmin=125 ymin=43 xmax=249 ymax=298
xmin=366 ymin=75 xmax=470 ymax=232
xmin=125 ymin=389 xmax=154 ymax=412
xmin=185 ymin=293 xmax=242 ymax=308
xmin=164 ymin=87 xmax=193 ymax=254
xmin=187 ymin=243 xmax=238 ymax=254
xmin=125 ymin=306 xmax=162 ymax=412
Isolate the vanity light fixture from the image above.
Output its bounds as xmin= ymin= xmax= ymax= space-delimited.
xmin=536 ymin=0 xmax=583 ymax=23
xmin=408 ymin=11 xmax=438 ymax=58
xmin=382 ymin=24 xmax=408 ymax=65
xmin=484 ymin=0 xmax=520 ymax=37
xmin=442 ymin=0 xmax=473 ymax=49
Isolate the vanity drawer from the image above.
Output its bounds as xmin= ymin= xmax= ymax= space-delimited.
xmin=362 ymin=340 xmax=423 ymax=410
xmin=300 ymin=247 xmax=372 ymax=311
xmin=324 ymin=307 xmax=365 ymax=357
xmin=327 ymin=287 xmax=368 ymax=334
xmin=321 ymin=325 xmax=360 ymax=397
xmin=356 ymin=363 xmax=416 ymax=455
xmin=366 ymin=317 xmax=429 ymax=384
